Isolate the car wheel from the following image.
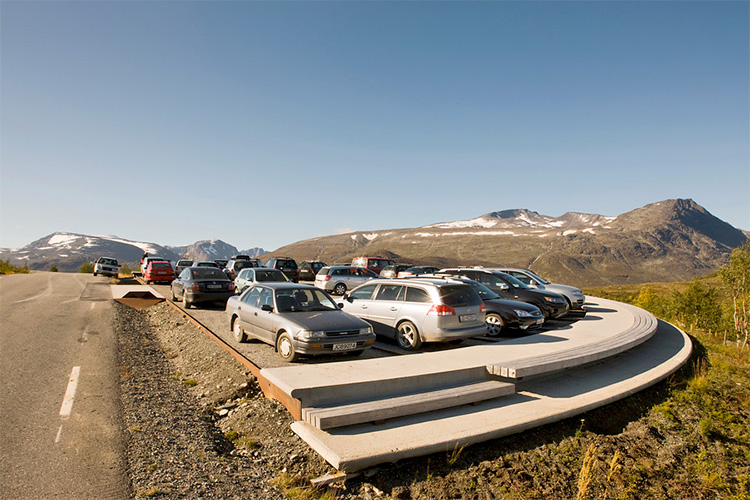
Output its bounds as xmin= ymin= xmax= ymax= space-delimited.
xmin=276 ymin=332 xmax=299 ymax=362
xmin=485 ymin=313 xmax=504 ymax=337
xmin=334 ymin=283 xmax=347 ymax=295
xmin=93 ymin=271 xmax=98 ymax=277
xmin=395 ymin=321 xmax=422 ymax=350
xmin=171 ymin=287 xmax=177 ymax=301
xmin=182 ymin=291 xmax=192 ymax=309
xmin=232 ymin=317 xmax=247 ymax=343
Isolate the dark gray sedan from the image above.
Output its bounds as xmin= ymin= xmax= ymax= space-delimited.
xmin=226 ymin=282 xmax=375 ymax=362
xmin=171 ymin=267 xmax=235 ymax=308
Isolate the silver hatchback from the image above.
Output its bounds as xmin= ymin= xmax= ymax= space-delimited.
xmin=340 ymin=278 xmax=487 ymax=350
xmin=314 ymin=265 xmax=381 ymax=295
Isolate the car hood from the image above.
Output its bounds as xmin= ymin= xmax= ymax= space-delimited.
xmin=283 ymin=310 xmax=371 ymax=331
xmin=484 ymin=298 xmax=542 ymax=314
xmin=545 ymin=283 xmax=584 ymax=295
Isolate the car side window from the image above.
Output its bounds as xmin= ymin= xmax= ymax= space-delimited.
xmin=375 ymin=285 xmax=405 ymax=301
xmin=180 ymin=269 xmax=190 ymax=279
xmin=349 ymin=284 xmax=377 ymax=301
xmin=242 ymin=287 xmax=262 ymax=306
xmin=510 ymin=272 xmax=533 ymax=285
xmin=405 ymin=287 xmax=431 ymax=303
xmin=258 ymin=288 xmax=274 ymax=309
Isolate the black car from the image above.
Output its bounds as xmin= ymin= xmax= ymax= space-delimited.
xmin=171 ymin=267 xmax=235 ymax=308
xmin=436 ymin=276 xmax=545 ymax=336
xmin=439 ymin=268 xmax=569 ymax=320
xmin=265 ymin=257 xmax=299 ymax=282
xmin=298 ymin=261 xmax=326 ymax=281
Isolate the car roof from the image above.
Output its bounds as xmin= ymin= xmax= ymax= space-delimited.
xmin=372 ymin=277 xmax=468 ymax=288
xmin=251 ymin=282 xmax=317 ymax=290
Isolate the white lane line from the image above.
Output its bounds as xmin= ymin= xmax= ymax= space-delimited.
xmin=55 ymin=425 xmax=64 ymax=444
xmin=59 ymin=366 xmax=81 ymax=419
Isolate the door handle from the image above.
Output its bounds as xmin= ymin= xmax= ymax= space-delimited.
xmin=390 ymin=307 xmax=398 ymax=311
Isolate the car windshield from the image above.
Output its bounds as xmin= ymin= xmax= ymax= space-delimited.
xmin=275 ymin=288 xmax=337 ymax=312
xmin=99 ymin=258 xmax=117 ymax=265
xmin=256 ymin=270 xmax=289 ymax=282
xmin=525 ymin=270 xmax=550 ymax=284
xmin=192 ymin=268 xmax=226 ymax=280
xmin=439 ymin=285 xmax=482 ymax=307
xmin=465 ymin=280 xmax=501 ymax=300
xmin=499 ymin=273 xmax=530 ymax=289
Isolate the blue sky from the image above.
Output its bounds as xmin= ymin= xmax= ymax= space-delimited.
xmin=2 ymin=1 xmax=748 ymax=252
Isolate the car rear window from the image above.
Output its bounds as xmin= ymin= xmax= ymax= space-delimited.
xmin=152 ymin=262 xmax=171 ymax=268
xmin=256 ymin=270 xmax=287 ymax=282
xmin=279 ymin=260 xmax=297 ymax=269
xmin=192 ymin=268 xmax=226 ymax=280
xmin=439 ymin=285 xmax=482 ymax=307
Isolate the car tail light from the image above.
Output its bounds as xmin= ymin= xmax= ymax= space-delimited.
xmin=479 ymin=303 xmax=486 ymax=313
xmin=427 ymin=304 xmax=456 ymax=316
xmin=191 ymin=283 xmax=200 ymax=291
xmin=323 ymin=275 xmax=331 ymax=282
xmin=228 ymin=282 xmax=235 ymax=291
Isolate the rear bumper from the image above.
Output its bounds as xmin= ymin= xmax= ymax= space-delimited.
xmin=146 ymin=275 xmax=174 ymax=283
xmin=421 ymin=323 xmax=488 ymax=342
xmin=186 ymin=290 xmax=235 ymax=304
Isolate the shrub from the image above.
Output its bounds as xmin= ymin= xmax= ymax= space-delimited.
xmin=49 ymin=265 xmax=58 ymax=272
xmin=80 ymin=262 xmax=94 ymax=273
xmin=0 ymin=259 xmax=30 ymax=274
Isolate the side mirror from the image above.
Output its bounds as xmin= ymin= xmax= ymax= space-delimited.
xmin=337 ymin=302 xmax=344 ymax=309
xmin=261 ymin=304 xmax=273 ymax=312
xmin=500 ymin=284 xmax=510 ymax=291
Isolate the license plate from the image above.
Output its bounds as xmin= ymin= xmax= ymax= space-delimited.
xmin=333 ymin=342 xmax=357 ymax=351
xmin=459 ymin=314 xmax=477 ymax=322
xmin=207 ymin=284 xmax=222 ymax=289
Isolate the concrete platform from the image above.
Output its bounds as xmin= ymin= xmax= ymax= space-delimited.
xmin=261 ymin=298 xmax=692 ymax=471
xmin=111 ymin=285 xmax=164 ymax=309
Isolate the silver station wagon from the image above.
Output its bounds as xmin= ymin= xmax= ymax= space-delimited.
xmin=340 ymin=278 xmax=487 ymax=350
xmin=226 ymin=282 xmax=375 ymax=362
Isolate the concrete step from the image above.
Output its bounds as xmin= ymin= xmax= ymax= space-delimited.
xmin=303 ymin=379 xmax=515 ymax=430
xmin=486 ymin=303 xmax=658 ymax=380
xmin=283 ymin=365 xmax=492 ymax=408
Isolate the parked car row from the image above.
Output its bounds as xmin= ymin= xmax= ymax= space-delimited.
xmin=126 ymin=253 xmax=585 ymax=364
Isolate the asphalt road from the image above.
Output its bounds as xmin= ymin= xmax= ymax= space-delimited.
xmin=0 ymin=272 xmax=128 ymax=500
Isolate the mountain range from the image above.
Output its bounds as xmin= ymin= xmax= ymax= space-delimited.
xmin=0 ymin=234 xmax=266 ymax=273
xmin=1 ymin=199 xmax=746 ymax=287
xmin=263 ymin=199 xmax=747 ymax=287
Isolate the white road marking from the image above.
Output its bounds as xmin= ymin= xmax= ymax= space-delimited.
xmin=55 ymin=425 xmax=64 ymax=444
xmin=59 ymin=366 xmax=81 ymax=419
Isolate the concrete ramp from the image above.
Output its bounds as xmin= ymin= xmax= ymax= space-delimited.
xmin=261 ymin=298 xmax=692 ymax=471
xmin=111 ymin=285 xmax=164 ymax=309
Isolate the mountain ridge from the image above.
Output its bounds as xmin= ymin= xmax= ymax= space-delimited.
xmin=1 ymin=199 xmax=746 ymax=286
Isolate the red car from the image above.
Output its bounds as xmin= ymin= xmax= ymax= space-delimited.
xmin=144 ymin=260 xmax=175 ymax=284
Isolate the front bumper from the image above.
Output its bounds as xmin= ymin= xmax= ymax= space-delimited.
xmin=293 ymin=333 xmax=376 ymax=356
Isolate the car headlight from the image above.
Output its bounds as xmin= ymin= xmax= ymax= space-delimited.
xmin=515 ymin=309 xmax=534 ymax=318
xmin=297 ymin=330 xmax=325 ymax=340
xmin=544 ymin=296 xmax=564 ymax=304
xmin=359 ymin=326 xmax=373 ymax=335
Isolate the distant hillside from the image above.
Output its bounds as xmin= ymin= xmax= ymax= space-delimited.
xmin=165 ymin=240 xmax=267 ymax=261
xmin=0 ymin=233 xmax=268 ymax=272
xmin=263 ymin=199 xmax=747 ymax=287
xmin=0 ymin=233 xmax=181 ymax=272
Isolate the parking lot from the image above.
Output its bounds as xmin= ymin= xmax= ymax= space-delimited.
xmin=146 ymin=281 xmax=583 ymax=370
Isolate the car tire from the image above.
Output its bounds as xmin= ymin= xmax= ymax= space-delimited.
xmin=395 ymin=321 xmax=422 ymax=350
xmin=171 ymin=287 xmax=177 ymax=301
xmin=333 ymin=283 xmax=347 ymax=295
xmin=485 ymin=313 xmax=505 ymax=337
xmin=93 ymin=271 xmax=98 ymax=277
xmin=276 ymin=332 xmax=299 ymax=362
xmin=232 ymin=317 xmax=247 ymax=343
xmin=182 ymin=292 xmax=192 ymax=309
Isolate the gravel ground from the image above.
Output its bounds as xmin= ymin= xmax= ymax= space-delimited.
xmin=116 ymin=301 xmax=336 ymax=499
